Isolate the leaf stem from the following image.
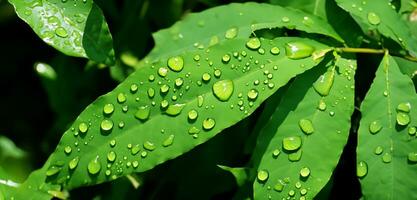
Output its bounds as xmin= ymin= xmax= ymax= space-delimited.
xmin=335 ymin=47 xmax=417 ymax=62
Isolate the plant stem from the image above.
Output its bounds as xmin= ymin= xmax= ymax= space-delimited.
xmin=335 ymin=47 xmax=386 ymax=54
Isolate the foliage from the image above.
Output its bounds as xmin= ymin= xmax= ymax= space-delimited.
xmin=1 ymin=0 xmax=417 ymax=199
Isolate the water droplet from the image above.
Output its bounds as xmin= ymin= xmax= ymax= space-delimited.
xmin=281 ymin=16 xmax=290 ymax=23
xmin=270 ymin=46 xmax=280 ymax=55
xmin=149 ymin=75 xmax=155 ymax=82
xmin=257 ymin=170 xmax=269 ymax=182
xmin=408 ymin=152 xmax=417 ymax=163
xmin=367 ymin=12 xmax=381 ymax=25
xmin=88 ymin=156 xmax=101 ymax=175
xmin=214 ymin=69 xmax=222 ymax=78
xmin=369 ymin=120 xmax=382 ymax=134
xmin=282 ymin=136 xmax=302 ymax=151
xmin=298 ymin=119 xmax=314 ymax=135
xmin=247 ymin=89 xmax=258 ymax=100
xmin=285 ymin=42 xmax=315 ymax=59
xmin=109 ymin=139 xmax=116 ymax=147
xmin=213 ymin=80 xmax=234 ymax=101
xmin=258 ymin=48 xmax=265 ymax=54
xmin=117 ymin=93 xmax=126 ymax=103
xmin=46 ymin=165 xmax=61 ymax=176
xmin=408 ymin=126 xmax=416 ymax=136
xmin=317 ymin=99 xmax=327 ymax=111
xmin=202 ymin=118 xmax=216 ymax=130
xmin=167 ymin=56 xmax=184 ymax=72
xmin=274 ymin=181 xmax=284 ymax=192
xmin=160 ymin=84 xmax=170 ymax=94
xmin=272 ymin=149 xmax=281 ymax=158
xmin=175 ymin=78 xmax=184 ymax=87
xmin=55 ymin=27 xmax=68 ymax=38
xmin=101 ymin=119 xmax=113 ymax=132
xmin=288 ymin=190 xmax=295 ymax=197
xmin=246 ymin=38 xmax=261 ymax=50
xmin=158 ymin=67 xmax=168 ymax=77
xmin=130 ymin=84 xmax=138 ymax=93
xmin=374 ymin=146 xmax=383 ymax=155
xmin=64 ymin=146 xmax=72 ymax=154
xmin=225 ymin=27 xmax=238 ymax=39
xmin=202 ymin=73 xmax=211 ymax=82
xmin=69 ymin=156 xmax=79 ymax=170
xmin=188 ymin=109 xmax=198 ymax=120
xmin=188 ymin=126 xmax=200 ymax=135
xmin=163 ymin=134 xmax=175 ymax=147
xmin=165 ymin=104 xmax=185 ymax=116
xmin=198 ymin=95 xmax=204 ymax=107
xmin=397 ymin=102 xmax=411 ymax=113
xmin=357 ymin=161 xmax=367 ymax=178
xmin=148 ymin=88 xmax=155 ymax=98
xmin=143 ymin=141 xmax=156 ymax=151
xmin=299 ymin=167 xmax=310 ymax=178
xmin=135 ymin=106 xmax=150 ymax=121
xmin=382 ymin=153 xmax=392 ymax=163
xmin=132 ymin=161 xmax=139 ymax=168
xmin=103 ymin=103 xmax=115 ymax=115
xmin=396 ymin=112 xmax=410 ymax=126
xmin=313 ymin=70 xmax=335 ymax=96
xmin=78 ymin=122 xmax=88 ymax=133
xmin=288 ymin=150 xmax=302 ymax=161
xmin=107 ymin=151 xmax=116 ymax=162
xmin=222 ymin=54 xmax=231 ymax=63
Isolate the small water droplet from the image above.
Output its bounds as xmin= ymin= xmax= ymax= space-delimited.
xmin=163 ymin=134 xmax=175 ymax=147
xmin=109 ymin=139 xmax=116 ymax=147
xmin=288 ymin=150 xmax=302 ymax=161
xmin=107 ymin=151 xmax=116 ymax=162
xmin=299 ymin=119 xmax=314 ymax=135
xmin=274 ymin=181 xmax=284 ymax=192
xmin=202 ymin=118 xmax=216 ymax=130
xmin=167 ymin=56 xmax=184 ymax=72
xmin=64 ymin=146 xmax=72 ymax=154
xmin=130 ymin=84 xmax=138 ymax=93
xmin=369 ymin=120 xmax=382 ymax=134
xmin=213 ymin=80 xmax=234 ymax=101
xmin=281 ymin=16 xmax=290 ymax=23
xmin=148 ymin=88 xmax=155 ymax=98
xmin=69 ymin=156 xmax=79 ymax=170
xmin=357 ymin=161 xmax=367 ymax=178
xmin=282 ymin=136 xmax=302 ymax=151
xmin=46 ymin=165 xmax=61 ymax=176
xmin=300 ymin=167 xmax=310 ymax=178
xmin=367 ymin=12 xmax=381 ymax=25
xmin=117 ymin=93 xmax=127 ymax=103
xmin=165 ymin=104 xmax=185 ymax=116
xmin=374 ymin=146 xmax=383 ymax=155
xmin=246 ymin=38 xmax=261 ymax=50
xmin=317 ymin=99 xmax=327 ymax=111
xmin=382 ymin=153 xmax=392 ymax=163
xmin=143 ymin=141 xmax=156 ymax=151
xmin=257 ymin=170 xmax=269 ymax=182
xmin=214 ymin=69 xmax=222 ymax=78
xmin=188 ymin=109 xmax=198 ymax=120
xmin=313 ymin=70 xmax=335 ymax=96
xmin=135 ymin=106 xmax=150 ymax=121
xmin=397 ymin=102 xmax=411 ymax=113
xmin=132 ymin=161 xmax=139 ymax=168
xmin=247 ymin=89 xmax=258 ymax=100
xmin=103 ymin=103 xmax=115 ymax=115
xmin=396 ymin=112 xmax=410 ymax=126
xmin=55 ymin=27 xmax=68 ymax=38
xmin=408 ymin=152 xmax=417 ymax=163
xmin=188 ymin=126 xmax=200 ymax=135
xmin=160 ymin=84 xmax=170 ymax=94
xmin=88 ymin=156 xmax=101 ymax=175
xmin=131 ymin=145 xmax=140 ymax=155
xmin=202 ymin=73 xmax=211 ymax=82
xmin=272 ymin=149 xmax=280 ymax=158
xmin=158 ymin=67 xmax=168 ymax=77
xmin=78 ymin=122 xmax=88 ymax=133
xmin=101 ymin=119 xmax=114 ymax=132
xmin=270 ymin=47 xmax=280 ymax=55
xmin=225 ymin=27 xmax=238 ymax=39
xmin=175 ymin=78 xmax=184 ymax=87
xmin=222 ymin=54 xmax=231 ymax=63
xmin=285 ymin=42 xmax=315 ymax=59
xmin=408 ymin=126 xmax=416 ymax=136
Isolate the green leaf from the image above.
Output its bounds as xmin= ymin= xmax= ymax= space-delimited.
xmin=218 ymin=165 xmax=249 ymax=187
xmin=253 ymin=56 xmax=356 ymax=199
xmin=21 ymin=37 xmax=328 ymax=192
xmin=8 ymin=0 xmax=115 ymax=65
xmin=356 ymin=55 xmax=417 ymax=199
xmin=144 ymin=2 xmax=342 ymax=63
xmin=270 ymin=0 xmax=327 ymax=19
xmin=335 ymin=0 xmax=417 ymax=56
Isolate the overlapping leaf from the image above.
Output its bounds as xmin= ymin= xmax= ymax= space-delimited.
xmin=356 ymin=55 xmax=417 ymax=199
xmin=8 ymin=0 xmax=115 ymax=64
xmin=335 ymin=0 xmax=417 ymax=56
xmin=253 ymin=56 xmax=356 ymax=199
xmin=143 ymin=2 xmax=342 ymax=63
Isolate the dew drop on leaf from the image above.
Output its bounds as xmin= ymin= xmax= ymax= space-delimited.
xmin=382 ymin=153 xmax=392 ymax=163
xmin=222 ymin=54 xmax=231 ymax=63
xmin=274 ymin=181 xmax=284 ymax=192
xmin=117 ymin=93 xmax=127 ymax=103
xmin=408 ymin=126 xmax=416 ymax=136
xmin=299 ymin=167 xmax=310 ymax=178
xmin=374 ymin=146 xmax=383 ymax=155
xmin=299 ymin=119 xmax=314 ymax=135
xmin=257 ymin=170 xmax=269 ymax=182
xmin=270 ymin=47 xmax=280 ymax=55
xmin=367 ymin=12 xmax=381 ymax=25
xmin=131 ymin=144 xmax=140 ymax=155
xmin=225 ymin=27 xmax=238 ymax=39
xmin=202 ymin=118 xmax=216 ymax=130
xmin=396 ymin=112 xmax=410 ymax=126
xmin=64 ymin=146 xmax=72 ymax=154
xmin=100 ymin=119 xmax=114 ymax=132
xmin=167 ymin=56 xmax=184 ymax=72
xmin=357 ymin=161 xmax=368 ymax=178
xmin=188 ymin=109 xmax=198 ymax=120
xmin=317 ymin=99 xmax=327 ymax=111
xmin=369 ymin=120 xmax=382 ymax=134
xmin=165 ymin=104 xmax=185 ymax=116
xmin=78 ymin=122 xmax=89 ymax=133
xmin=147 ymin=88 xmax=155 ymax=98
xmin=397 ymin=102 xmax=411 ymax=113
xmin=162 ymin=134 xmax=175 ymax=147
xmin=103 ymin=103 xmax=115 ymax=115
xmin=212 ymin=80 xmax=234 ymax=101
xmin=288 ymin=150 xmax=302 ymax=161
xmin=197 ymin=95 xmax=204 ymax=107
xmin=132 ymin=161 xmax=139 ymax=168
xmin=408 ymin=152 xmax=417 ymax=163
xmin=158 ymin=67 xmax=168 ymax=77
xmin=68 ymin=156 xmax=79 ymax=170
xmin=175 ymin=78 xmax=184 ymax=87
xmin=282 ymin=136 xmax=302 ymax=151
xmin=285 ymin=42 xmax=315 ymax=59
xmin=188 ymin=126 xmax=200 ymax=134
xmin=281 ymin=16 xmax=290 ymax=23
xmin=246 ymin=38 xmax=261 ymax=50
xmin=160 ymin=84 xmax=170 ymax=94
xmin=46 ymin=166 xmax=61 ymax=176
xmin=247 ymin=89 xmax=258 ymax=100
xmin=135 ymin=106 xmax=150 ymax=121
xmin=130 ymin=84 xmax=138 ymax=93
xmin=313 ymin=70 xmax=335 ymax=96
xmin=272 ymin=149 xmax=280 ymax=158
xmin=54 ymin=27 xmax=68 ymax=38
xmin=107 ymin=151 xmax=116 ymax=162
xmin=87 ymin=156 xmax=101 ymax=175
xmin=143 ymin=141 xmax=156 ymax=151
xmin=202 ymin=73 xmax=211 ymax=82
xmin=109 ymin=139 xmax=116 ymax=147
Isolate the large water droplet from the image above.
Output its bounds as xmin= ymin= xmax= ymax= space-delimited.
xmin=135 ymin=106 xmax=150 ymax=121
xmin=202 ymin=118 xmax=216 ymax=130
xmin=188 ymin=109 xmax=198 ymax=120
xmin=367 ymin=12 xmax=381 ymax=25
xmin=408 ymin=152 xmax=417 ymax=163
xmin=396 ymin=112 xmax=410 ymax=126
xmin=158 ymin=67 xmax=168 ymax=77
xmin=369 ymin=120 xmax=382 ymax=134
xmin=282 ymin=136 xmax=302 ymax=151
xmin=103 ymin=103 xmax=115 ymax=115
xmin=88 ymin=156 xmax=101 ymax=175
xmin=107 ymin=151 xmax=116 ymax=162
xmin=143 ymin=141 xmax=156 ymax=151
xmin=397 ymin=102 xmax=411 ymax=113
xmin=165 ymin=104 xmax=185 ymax=116
xmin=212 ymin=80 xmax=234 ymax=101
xmin=225 ymin=27 xmax=238 ymax=39
xmin=246 ymin=38 xmax=261 ymax=50
xmin=78 ymin=122 xmax=89 ymax=134
xmin=69 ymin=156 xmax=79 ymax=170
xmin=408 ymin=126 xmax=416 ymax=136
xmin=247 ymin=89 xmax=258 ymax=100
xmin=117 ymin=93 xmax=126 ymax=103
xmin=101 ymin=119 xmax=114 ymax=132
xmin=313 ymin=70 xmax=335 ymax=96
xmin=131 ymin=144 xmax=140 ymax=155
xmin=55 ymin=27 xmax=68 ymax=38
xmin=257 ymin=170 xmax=269 ymax=182
xmin=299 ymin=119 xmax=314 ymax=135
xmin=285 ymin=42 xmax=315 ymax=59
xmin=167 ymin=56 xmax=184 ymax=72
xmin=163 ymin=134 xmax=175 ymax=147
xmin=299 ymin=167 xmax=310 ymax=178
xmin=357 ymin=161 xmax=367 ymax=178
